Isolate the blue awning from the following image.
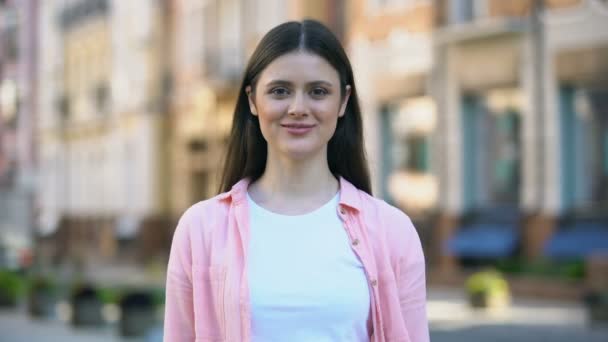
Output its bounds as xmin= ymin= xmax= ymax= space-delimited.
xmin=446 ymin=223 xmax=519 ymax=258
xmin=544 ymin=225 xmax=608 ymax=259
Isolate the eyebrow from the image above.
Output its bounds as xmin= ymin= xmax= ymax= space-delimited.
xmin=263 ymin=80 xmax=334 ymax=88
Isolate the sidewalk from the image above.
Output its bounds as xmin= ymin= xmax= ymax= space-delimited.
xmin=0 ymin=311 xmax=124 ymax=342
xmin=1 ymin=287 xmax=607 ymax=341
xmin=428 ymin=286 xmax=608 ymax=342
xmin=0 ymin=308 xmax=162 ymax=342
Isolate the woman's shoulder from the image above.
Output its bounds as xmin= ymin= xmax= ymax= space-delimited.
xmin=175 ymin=193 xmax=231 ymax=233
xmin=169 ymin=193 xmax=234 ymax=267
xmin=358 ymin=191 xmax=412 ymax=223
xmin=357 ymin=190 xmax=418 ymax=240
xmin=358 ymin=191 xmax=424 ymax=261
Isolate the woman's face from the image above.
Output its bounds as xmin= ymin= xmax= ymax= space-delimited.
xmin=246 ymin=51 xmax=351 ymax=161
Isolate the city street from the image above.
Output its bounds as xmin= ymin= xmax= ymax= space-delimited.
xmin=1 ymin=287 xmax=607 ymax=341
xmin=428 ymin=287 xmax=608 ymax=342
xmin=0 ymin=312 xmax=121 ymax=342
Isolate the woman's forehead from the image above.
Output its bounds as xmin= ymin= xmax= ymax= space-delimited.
xmin=258 ymin=52 xmax=340 ymax=85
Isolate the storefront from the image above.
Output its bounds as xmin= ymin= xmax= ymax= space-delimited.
xmin=434 ymin=30 xmax=528 ymax=263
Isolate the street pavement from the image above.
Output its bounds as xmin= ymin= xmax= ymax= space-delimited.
xmin=0 ymin=287 xmax=607 ymax=341
xmin=0 ymin=314 xmax=117 ymax=342
xmin=428 ymin=287 xmax=608 ymax=342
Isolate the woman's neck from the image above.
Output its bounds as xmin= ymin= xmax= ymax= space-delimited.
xmin=248 ymin=151 xmax=339 ymax=215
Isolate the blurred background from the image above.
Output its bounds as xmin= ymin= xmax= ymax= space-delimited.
xmin=1 ymin=0 xmax=608 ymax=341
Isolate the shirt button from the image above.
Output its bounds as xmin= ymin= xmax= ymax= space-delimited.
xmin=352 ymin=238 xmax=359 ymax=246
xmin=370 ymin=279 xmax=378 ymax=286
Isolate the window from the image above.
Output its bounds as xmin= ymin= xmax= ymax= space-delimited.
xmin=56 ymin=95 xmax=71 ymax=122
xmin=94 ymin=83 xmax=109 ymax=113
xmin=188 ymin=139 xmax=208 ymax=153
xmin=368 ymin=0 xmax=423 ymax=12
xmin=389 ymin=97 xmax=435 ymax=173
xmin=487 ymin=110 xmax=521 ymax=203
xmin=191 ymin=170 xmax=209 ymax=202
xmin=449 ymin=0 xmax=474 ymax=24
xmin=561 ymin=86 xmax=608 ymax=210
xmin=405 ymin=135 xmax=430 ymax=172
xmin=447 ymin=0 xmax=488 ymax=24
xmin=5 ymin=25 xmax=18 ymax=60
xmin=462 ymin=91 xmax=521 ymax=209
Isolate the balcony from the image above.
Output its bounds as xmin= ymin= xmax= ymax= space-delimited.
xmin=202 ymin=47 xmax=244 ymax=94
xmin=434 ymin=0 xmax=531 ymax=44
xmin=59 ymin=0 xmax=109 ymax=31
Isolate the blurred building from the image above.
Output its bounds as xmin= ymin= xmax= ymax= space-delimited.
xmin=36 ymin=0 xmax=173 ymax=268
xmin=32 ymin=0 xmax=347 ymax=269
xmin=348 ymin=0 xmax=608 ymax=273
xmin=0 ymin=0 xmax=38 ymax=269
xmin=435 ymin=0 xmax=608 ymax=271
xmin=347 ymin=0 xmax=438 ymax=261
xmin=21 ymin=0 xmax=608 ymax=280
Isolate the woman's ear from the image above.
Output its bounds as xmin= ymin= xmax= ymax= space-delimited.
xmin=338 ymin=85 xmax=352 ymax=118
xmin=245 ymin=85 xmax=258 ymax=115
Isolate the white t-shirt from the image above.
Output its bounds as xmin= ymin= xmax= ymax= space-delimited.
xmin=247 ymin=192 xmax=371 ymax=342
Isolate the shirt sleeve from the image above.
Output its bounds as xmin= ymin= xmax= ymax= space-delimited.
xmin=164 ymin=210 xmax=196 ymax=342
xmin=398 ymin=217 xmax=430 ymax=342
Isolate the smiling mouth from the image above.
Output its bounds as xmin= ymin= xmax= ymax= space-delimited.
xmin=281 ymin=123 xmax=316 ymax=128
xmin=281 ymin=123 xmax=316 ymax=134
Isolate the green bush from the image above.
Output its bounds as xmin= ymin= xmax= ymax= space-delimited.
xmin=466 ymin=269 xmax=509 ymax=295
xmin=96 ymin=286 xmax=123 ymax=304
xmin=495 ymin=258 xmax=586 ymax=281
xmin=150 ymin=287 xmax=165 ymax=307
xmin=28 ymin=275 xmax=58 ymax=294
xmin=0 ymin=270 xmax=26 ymax=307
xmin=466 ymin=269 xmax=511 ymax=309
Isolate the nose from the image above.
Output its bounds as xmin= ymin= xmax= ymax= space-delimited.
xmin=287 ymin=92 xmax=309 ymax=117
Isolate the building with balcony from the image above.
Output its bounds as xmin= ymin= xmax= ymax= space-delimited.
xmin=36 ymin=0 xmax=173 ymax=268
xmin=347 ymin=0 xmax=608 ymax=275
xmin=433 ymin=0 xmax=608 ymax=272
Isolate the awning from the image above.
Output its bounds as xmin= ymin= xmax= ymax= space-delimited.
xmin=544 ymin=225 xmax=608 ymax=259
xmin=446 ymin=223 xmax=519 ymax=258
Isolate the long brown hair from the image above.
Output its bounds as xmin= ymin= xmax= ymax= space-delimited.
xmin=218 ymin=20 xmax=372 ymax=195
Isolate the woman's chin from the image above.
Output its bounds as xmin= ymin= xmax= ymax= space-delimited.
xmin=278 ymin=145 xmax=324 ymax=161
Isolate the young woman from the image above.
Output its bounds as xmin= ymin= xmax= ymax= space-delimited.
xmin=164 ymin=20 xmax=429 ymax=342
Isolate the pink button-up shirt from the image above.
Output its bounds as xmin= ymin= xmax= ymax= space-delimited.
xmin=164 ymin=177 xmax=429 ymax=342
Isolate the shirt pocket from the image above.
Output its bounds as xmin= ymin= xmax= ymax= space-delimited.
xmin=377 ymin=269 xmax=411 ymax=342
xmin=192 ymin=265 xmax=227 ymax=341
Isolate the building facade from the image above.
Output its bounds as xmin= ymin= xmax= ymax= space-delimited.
xmin=33 ymin=0 xmax=347 ymax=269
xmin=36 ymin=0 xmax=172 ymax=268
xmin=0 ymin=0 xmax=38 ymax=269
xmin=29 ymin=0 xmax=607 ymax=275
xmin=347 ymin=0 xmax=608 ymax=272
xmin=347 ymin=0 xmax=438 ymax=263
xmin=434 ymin=0 xmax=608 ymax=270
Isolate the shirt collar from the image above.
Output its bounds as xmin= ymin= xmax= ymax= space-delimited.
xmin=218 ymin=176 xmax=362 ymax=211
xmin=338 ymin=176 xmax=362 ymax=212
xmin=218 ymin=178 xmax=250 ymax=204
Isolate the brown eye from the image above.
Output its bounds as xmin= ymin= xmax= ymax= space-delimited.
xmin=270 ymin=87 xmax=290 ymax=97
xmin=311 ymin=87 xmax=329 ymax=98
